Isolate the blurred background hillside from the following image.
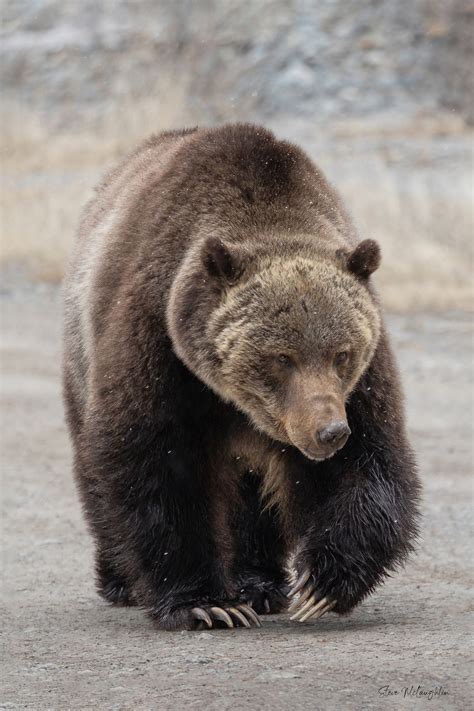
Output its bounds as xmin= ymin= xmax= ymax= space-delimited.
xmin=1 ymin=0 xmax=473 ymax=310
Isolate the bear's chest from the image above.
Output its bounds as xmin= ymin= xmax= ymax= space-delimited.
xmin=225 ymin=426 xmax=287 ymax=480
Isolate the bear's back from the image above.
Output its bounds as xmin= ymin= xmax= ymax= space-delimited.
xmin=63 ymin=128 xmax=198 ymax=416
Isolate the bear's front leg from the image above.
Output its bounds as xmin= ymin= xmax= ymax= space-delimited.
xmin=84 ymin=415 xmax=261 ymax=630
xmin=285 ymin=338 xmax=421 ymax=622
xmin=287 ymin=465 xmax=418 ymax=622
xmin=81 ymin=337 xmax=261 ymax=631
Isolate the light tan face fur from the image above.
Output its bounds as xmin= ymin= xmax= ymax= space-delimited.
xmin=206 ymin=257 xmax=381 ymax=460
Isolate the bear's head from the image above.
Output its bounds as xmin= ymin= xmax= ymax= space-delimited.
xmin=167 ymin=237 xmax=381 ymax=461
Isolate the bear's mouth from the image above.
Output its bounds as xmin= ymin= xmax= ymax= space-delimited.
xmin=288 ymin=431 xmax=348 ymax=462
xmin=296 ymin=444 xmax=337 ymax=462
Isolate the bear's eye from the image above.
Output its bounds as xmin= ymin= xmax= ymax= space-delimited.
xmin=276 ymin=353 xmax=293 ymax=368
xmin=335 ymin=351 xmax=349 ymax=368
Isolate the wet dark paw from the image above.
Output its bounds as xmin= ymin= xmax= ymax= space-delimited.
xmin=238 ymin=575 xmax=289 ymax=615
xmin=151 ymin=602 xmax=261 ymax=631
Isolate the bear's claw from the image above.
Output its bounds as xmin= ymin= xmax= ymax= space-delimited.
xmin=287 ymin=570 xmax=311 ymax=597
xmin=191 ymin=603 xmax=261 ymax=629
xmin=238 ymin=603 xmax=262 ymax=626
xmin=288 ymin=574 xmax=336 ymax=623
xmin=191 ymin=607 xmax=213 ymax=627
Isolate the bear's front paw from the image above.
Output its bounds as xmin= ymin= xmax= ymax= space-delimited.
xmin=288 ymin=570 xmax=337 ymax=623
xmin=150 ymin=602 xmax=261 ymax=631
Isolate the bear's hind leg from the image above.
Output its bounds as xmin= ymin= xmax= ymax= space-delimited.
xmin=232 ymin=471 xmax=289 ymax=615
xmin=96 ymin=547 xmax=135 ymax=607
xmin=73 ymin=454 xmax=136 ymax=608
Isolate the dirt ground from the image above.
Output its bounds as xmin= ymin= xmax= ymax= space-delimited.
xmin=1 ymin=287 xmax=473 ymax=710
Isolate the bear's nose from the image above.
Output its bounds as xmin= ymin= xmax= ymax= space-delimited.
xmin=317 ymin=421 xmax=351 ymax=447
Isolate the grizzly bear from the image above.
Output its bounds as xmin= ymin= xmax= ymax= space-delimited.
xmin=63 ymin=124 xmax=420 ymax=630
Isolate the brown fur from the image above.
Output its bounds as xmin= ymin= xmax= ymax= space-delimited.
xmin=63 ymin=124 xmax=420 ymax=629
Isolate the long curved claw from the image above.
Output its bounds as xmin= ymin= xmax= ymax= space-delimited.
xmin=302 ymin=599 xmax=336 ymax=622
xmin=210 ymin=606 xmax=234 ymax=628
xmin=296 ymin=595 xmax=331 ymax=622
xmin=191 ymin=607 xmax=213 ymax=628
xmin=293 ymin=596 xmax=336 ymax=623
xmin=263 ymin=597 xmax=271 ymax=614
xmin=191 ymin=603 xmax=263 ymax=630
xmin=227 ymin=607 xmax=251 ymax=628
xmin=288 ymin=570 xmax=311 ymax=597
xmin=289 ymin=593 xmax=318 ymax=621
xmin=288 ymin=581 xmax=314 ymax=612
xmin=237 ymin=603 xmax=262 ymax=627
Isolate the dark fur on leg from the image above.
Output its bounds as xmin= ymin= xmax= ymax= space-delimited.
xmin=97 ymin=554 xmax=135 ymax=607
xmin=231 ymin=471 xmax=288 ymax=614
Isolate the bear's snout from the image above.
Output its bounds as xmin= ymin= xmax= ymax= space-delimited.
xmin=282 ymin=371 xmax=351 ymax=461
xmin=317 ymin=421 xmax=351 ymax=448
xmin=285 ymin=413 xmax=351 ymax=462
xmin=299 ymin=418 xmax=350 ymax=461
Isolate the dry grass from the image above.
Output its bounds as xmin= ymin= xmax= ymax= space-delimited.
xmin=338 ymin=164 xmax=473 ymax=312
xmin=1 ymin=101 xmax=472 ymax=311
xmin=1 ymin=94 xmax=190 ymax=281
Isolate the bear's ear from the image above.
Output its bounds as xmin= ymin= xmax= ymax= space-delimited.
xmin=201 ymin=236 xmax=245 ymax=285
xmin=346 ymin=239 xmax=381 ymax=279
